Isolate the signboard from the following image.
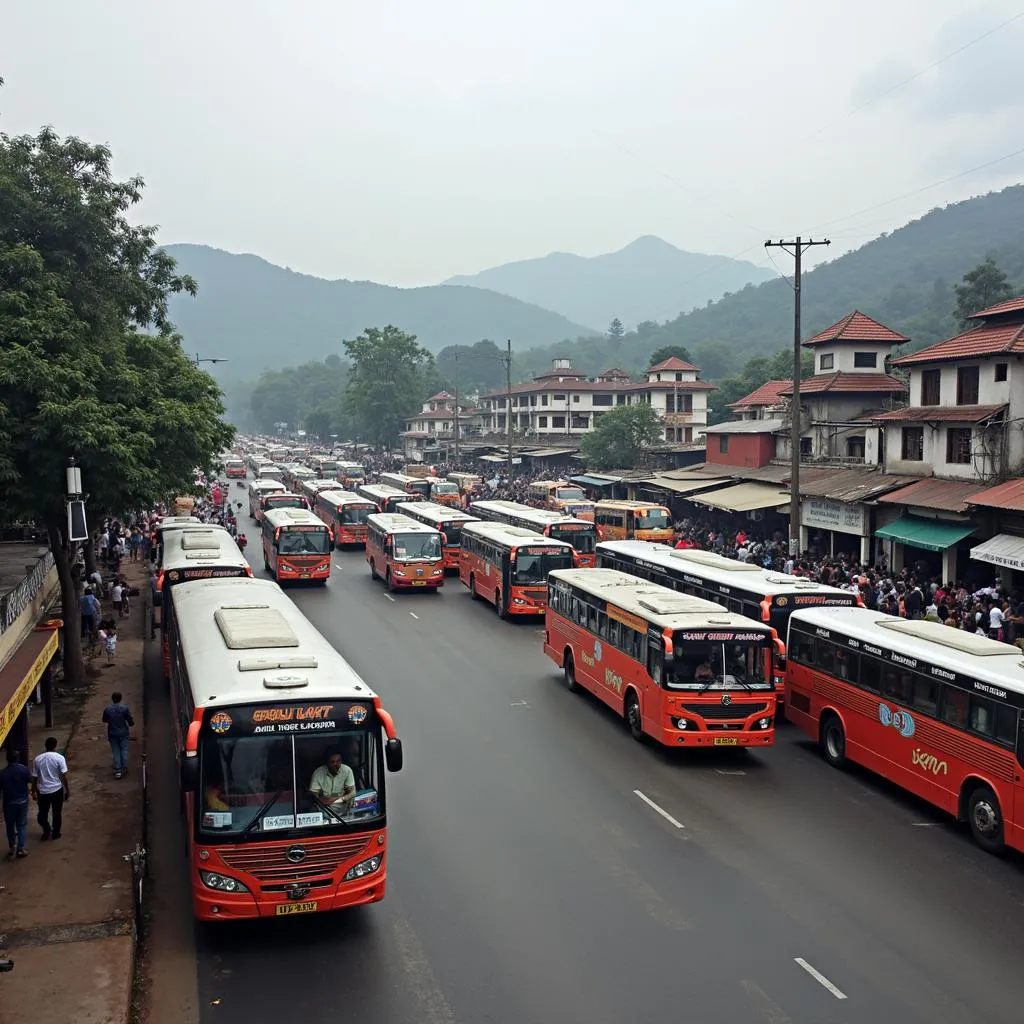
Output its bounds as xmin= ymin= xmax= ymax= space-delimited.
xmin=676 ymin=630 xmax=771 ymax=645
xmin=801 ymin=498 xmax=867 ymax=536
xmin=0 ymin=629 xmax=59 ymax=745
xmin=204 ymin=700 xmax=375 ymax=737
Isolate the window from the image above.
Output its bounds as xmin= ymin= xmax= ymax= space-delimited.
xmin=719 ymin=435 xmax=729 ymax=453
xmin=572 ymin=394 xmax=580 ymax=403
xmin=538 ymin=416 xmax=548 ymax=428
xmin=956 ymin=365 xmax=979 ymax=405
xmin=860 ymin=658 xmax=881 ymax=693
xmin=675 ymin=372 xmax=682 ymax=381
xmin=616 ymin=395 xmax=626 ymax=405
xmin=790 ymin=632 xmax=815 ymax=666
xmin=681 ymin=394 xmax=693 ymax=413
xmin=853 ymin=352 xmax=878 ymax=368
xmin=901 ymin=426 xmax=924 ymax=461
xmin=799 ymin=437 xmax=812 ymax=455
xmin=541 ymin=395 xmax=548 ymax=406
xmin=554 ymin=393 xmax=566 ymax=401
xmin=552 ymin=415 xmax=565 ymax=428
xmin=945 ymin=427 xmax=972 ymax=465
xmin=819 ymin=353 xmax=834 ymax=370
xmin=995 ymin=362 xmax=1008 ymax=382
xmin=921 ymin=368 xmax=941 ymax=406
xmin=592 ymin=394 xmax=613 ymax=407
xmin=846 ymin=435 xmax=865 ymax=458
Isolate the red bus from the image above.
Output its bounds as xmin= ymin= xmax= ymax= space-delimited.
xmin=336 ymin=461 xmax=366 ymax=488
xmin=156 ymin=525 xmax=252 ymax=676
xmin=395 ymin=501 xmax=478 ymax=571
xmin=546 ymin=568 xmax=778 ymax=747
xmin=261 ymin=491 xmax=310 ymax=522
xmin=785 ymin=606 xmax=1024 ymax=855
xmin=299 ymin=478 xmax=345 ymax=508
xmin=470 ymin=500 xmax=597 ymax=567
xmin=459 ymin=521 xmax=574 ymax=617
xmin=168 ymin=575 xmax=403 ymax=921
xmin=248 ymin=479 xmax=285 ymax=523
xmin=224 ymin=457 xmax=247 ymax=479
xmin=261 ymin=508 xmax=331 ymax=585
xmin=379 ymin=472 xmax=431 ymax=499
xmin=315 ymin=490 xmax=377 ymax=547
xmin=365 ymin=513 xmax=444 ymax=592
xmin=356 ymin=484 xmax=414 ymax=514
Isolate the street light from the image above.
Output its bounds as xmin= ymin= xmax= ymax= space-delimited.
xmin=66 ymin=457 xmax=88 ymax=543
xmin=193 ymin=354 xmax=228 ymax=366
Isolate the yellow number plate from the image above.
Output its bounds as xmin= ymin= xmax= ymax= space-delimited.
xmin=412 ymin=581 xmax=426 ymax=586
xmin=276 ymin=901 xmax=318 ymax=916
xmin=713 ymin=737 xmax=739 ymax=746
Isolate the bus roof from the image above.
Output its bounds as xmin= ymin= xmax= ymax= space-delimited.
xmin=162 ymin=526 xmax=249 ymax=573
xmin=169 ymin=577 xmax=379 ymax=709
xmin=595 ymin=500 xmax=669 ymax=510
xmin=358 ymin=484 xmax=408 ymax=498
xmin=157 ymin=515 xmax=201 ymax=530
xmin=367 ymin=513 xmax=440 ymax=535
xmin=789 ymin=606 xmax=1024 ymax=697
xmin=462 ymin=521 xmax=575 ymax=550
xmin=249 ymin=479 xmax=286 ymax=493
xmin=315 ymin=489 xmax=373 ymax=509
xmin=262 ymin=508 xmax=329 ymax=530
xmin=470 ymin=500 xmax=590 ymax=527
xmin=550 ymin=568 xmax=773 ymax=633
xmin=597 ymin=540 xmax=856 ymax=601
xmin=302 ymin=478 xmax=341 ymax=493
xmin=396 ymin=501 xmax=478 ymax=524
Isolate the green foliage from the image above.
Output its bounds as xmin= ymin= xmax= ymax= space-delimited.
xmin=648 ymin=344 xmax=693 ymax=367
xmin=343 ymin=326 xmax=435 ymax=448
xmin=607 ymin=317 xmax=625 ymax=339
xmin=707 ymin=348 xmax=813 ymax=425
xmin=953 ymin=258 xmax=1012 ymax=326
xmin=249 ymin=357 xmax=352 ymax=439
xmin=0 ymin=127 xmax=233 ymax=683
xmin=579 ymin=404 xmax=665 ymax=469
xmin=435 ymin=339 xmax=507 ymax=396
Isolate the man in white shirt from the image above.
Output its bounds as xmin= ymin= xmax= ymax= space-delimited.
xmin=989 ymin=602 xmax=1005 ymax=640
xmin=31 ymin=737 xmax=70 ymax=840
xmin=309 ymin=750 xmax=355 ymax=818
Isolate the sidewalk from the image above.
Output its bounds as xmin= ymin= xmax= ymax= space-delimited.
xmin=0 ymin=559 xmax=148 ymax=1024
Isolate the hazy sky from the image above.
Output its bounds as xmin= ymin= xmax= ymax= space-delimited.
xmin=4 ymin=1 xmax=1023 ymax=287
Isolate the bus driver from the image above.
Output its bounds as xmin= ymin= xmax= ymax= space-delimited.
xmin=309 ymin=749 xmax=356 ymax=816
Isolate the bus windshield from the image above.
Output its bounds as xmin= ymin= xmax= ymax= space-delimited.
xmin=199 ymin=725 xmax=381 ymax=836
xmin=555 ymin=487 xmax=585 ymax=501
xmin=393 ymin=532 xmax=442 ymax=561
xmin=432 ymin=482 xmax=459 ymax=495
xmin=513 ymin=548 xmax=574 ymax=584
xmin=635 ymin=509 xmax=671 ymax=531
xmin=279 ymin=528 xmax=330 ymax=555
xmin=550 ymin=526 xmax=595 ymax=553
xmin=439 ymin=521 xmax=464 ymax=546
xmin=265 ymin=496 xmax=307 ymax=511
xmin=340 ymin=504 xmax=374 ymax=525
xmin=668 ymin=641 xmax=771 ymax=691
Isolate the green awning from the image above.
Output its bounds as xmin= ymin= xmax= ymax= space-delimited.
xmin=874 ymin=516 xmax=974 ymax=552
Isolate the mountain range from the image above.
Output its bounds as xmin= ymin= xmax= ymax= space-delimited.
xmin=442 ymin=235 xmax=774 ymax=329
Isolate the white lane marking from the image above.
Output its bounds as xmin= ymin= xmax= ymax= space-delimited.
xmin=510 ymin=700 xmax=529 ymax=707
xmin=333 ymin=563 xmax=344 ymax=570
xmin=384 ymin=594 xmax=396 ymax=603
xmin=794 ymin=958 xmax=847 ymax=1000
xmin=714 ymin=768 xmax=746 ymax=776
xmin=409 ymin=612 xmax=419 ymax=619
xmin=633 ymin=789 xmax=685 ymax=829
xmin=912 ymin=821 xmax=940 ymax=827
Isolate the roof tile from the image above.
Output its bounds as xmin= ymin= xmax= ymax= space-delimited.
xmin=646 ymin=356 xmax=701 ymax=372
xmin=778 ymin=372 xmax=907 ymax=396
xmin=728 ymin=379 xmax=791 ymax=408
xmin=871 ymin=403 xmax=1006 ymax=423
xmin=803 ymin=310 xmax=909 ymax=347
xmin=967 ymin=294 xmax=1024 ymax=319
xmin=892 ymin=320 xmax=1024 ymax=365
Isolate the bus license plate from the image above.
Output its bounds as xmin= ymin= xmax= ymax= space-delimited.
xmin=412 ymin=581 xmax=426 ymax=586
xmin=276 ymin=901 xmax=318 ymax=916
xmin=300 ymin=572 xmax=311 ymax=579
xmin=713 ymin=737 xmax=739 ymax=746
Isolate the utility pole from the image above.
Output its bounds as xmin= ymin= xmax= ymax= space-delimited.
xmin=505 ymin=339 xmax=514 ymax=482
xmin=452 ymin=353 xmax=460 ymax=467
xmin=763 ymin=235 xmax=830 ymax=557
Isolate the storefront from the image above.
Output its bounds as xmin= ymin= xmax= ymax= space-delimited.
xmin=0 ymin=624 xmax=60 ymax=754
xmin=874 ymin=516 xmax=975 ymax=582
xmin=799 ymin=498 xmax=870 ymax=562
xmin=969 ymin=534 xmax=1024 ymax=589
xmin=688 ymin=481 xmax=790 ymax=535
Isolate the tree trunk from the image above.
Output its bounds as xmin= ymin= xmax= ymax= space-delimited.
xmin=47 ymin=518 xmax=86 ymax=689
xmin=84 ymin=529 xmax=98 ymax=577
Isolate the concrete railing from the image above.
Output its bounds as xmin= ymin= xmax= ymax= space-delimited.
xmin=0 ymin=552 xmax=60 ymax=671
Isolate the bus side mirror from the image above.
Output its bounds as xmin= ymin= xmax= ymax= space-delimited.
xmin=179 ymin=752 xmax=199 ymax=793
xmin=385 ymin=738 xmax=403 ymax=773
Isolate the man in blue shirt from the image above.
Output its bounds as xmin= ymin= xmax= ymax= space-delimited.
xmin=1 ymin=748 xmax=32 ymax=858
xmin=80 ymin=587 xmax=101 ymax=640
xmin=102 ymin=691 xmax=135 ymax=779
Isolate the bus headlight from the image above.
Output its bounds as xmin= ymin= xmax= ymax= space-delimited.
xmin=676 ymin=718 xmax=688 ymax=730
xmin=344 ymin=855 xmax=382 ymax=880
xmin=393 ymin=569 xmax=407 ymax=578
xmin=199 ymin=870 xmax=251 ymax=894
xmin=756 ymin=717 xmax=772 ymax=730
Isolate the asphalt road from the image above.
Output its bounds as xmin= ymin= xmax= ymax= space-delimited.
xmin=154 ymin=495 xmax=1024 ymax=1024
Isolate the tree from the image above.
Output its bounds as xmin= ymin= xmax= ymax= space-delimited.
xmin=579 ymin=404 xmax=664 ymax=469
xmin=954 ymin=258 xmax=1013 ymax=325
xmin=435 ymin=339 xmax=506 ymax=396
xmin=343 ymin=326 xmax=435 ymax=448
xmin=0 ymin=127 xmax=233 ymax=687
xmin=607 ymin=317 xmax=625 ymax=340
xmin=647 ymin=343 xmax=693 ymax=368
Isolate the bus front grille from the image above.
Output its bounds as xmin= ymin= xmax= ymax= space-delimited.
xmin=682 ymin=702 xmax=768 ymax=720
xmin=219 ymin=835 xmax=372 ymax=881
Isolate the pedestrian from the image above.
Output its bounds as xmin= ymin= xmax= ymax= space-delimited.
xmin=31 ymin=737 xmax=70 ymax=841
xmin=1 ymin=749 xmax=32 ymax=859
xmin=111 ymin=578 xmax=124 ymax=618
xmin=99 ymin=623 xmax=118 ymax=664
xmin=102 ymin=691 xmax=135 ymax=779
xmin=80 ymin=586 xmax=101 ymax=641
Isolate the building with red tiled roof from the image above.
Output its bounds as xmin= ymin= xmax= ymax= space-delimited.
xmin=728 ymin=379 xmax=790 ymax=420
xmin=778 ymin=372 xmax=906 ymax=397
xmin=803 ymin=310 xmax=909 ymax=348
xmin=477 ymin=358 xmax=715 ymax=444
xmin=870 ymin=295 xmax=1024 ymax=482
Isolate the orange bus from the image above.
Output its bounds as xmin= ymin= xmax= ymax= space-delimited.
xmin=224 ymin=457 xmax=247 ymax=479
xmin=470 ymin=500 xmax=596 ymax=567
xmin=248 ymin=479 xmax=285 ymax=522
xmin=365 ymin=513 xmax=445 ymax=592
xmin=427 ymin=478 xmax=462 ymax=508
xmin=785 ymin=606 xmax=1024 ymax=855
xmin=299 ymin=478 xmax=344 ymax=507
xmin=379 ymin=472 xmax=431 ymax=500
xmin=594 ymin=501 xmax=673 ymax=544
xmin=314 ymin=490 xmax=377 ymax=547
xmin=526 ymin=480 xmax=595 ymax=521
xmin=156 ymin=525 xmax=252 ymax=677
xmin=336 ymin=461 xmax=366 ymax=489
xmin=261 ymin=508 xmax=331 ymax=585
xmin=260 ymin=491 xmax=310 ymax=522
xmin=356 ymin=484 xmax=413 ymax=514
xmin=395 ymin=501 xmax=478 ymax=571
xmin=545 ymin=568 xmax=778 ymax=747
xmin=459 ymin=521 xmax=574 ymax=617
xmin=168 ymin=575 xmax=403 ymax=921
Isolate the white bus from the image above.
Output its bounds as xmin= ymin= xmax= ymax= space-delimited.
xmin=395 ymin=502 xmax=478 ymax=571
xmin=356 ymin=484 xmax=414 ymax=515
xmin=470 ymin=500 xmax=597 ymax=567
xmin=166 ymin=575 xmax=403 ymax=920
xmin=379 ymin=472 xmax=431 ymax=500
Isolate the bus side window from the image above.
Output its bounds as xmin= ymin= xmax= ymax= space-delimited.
xmin=910 ymin=676 xmax=939 ymax=716
xmin=834 ymin=647 xmax=859 ymax=682
xmin=968 ymin=695 xmax=1014 ymax=744
xmin=882 ymin=668 xmax=913 ymax=705
xmin=994 ymin=705 xmax=1018 ymax=748
xmin=859 ymin=657 xmax=881 ymax=693
xmin=648 ymin=640 xmax=664 ymax=685
xmin=816 ymin=641 xmax=835 ymax=675
xmin=608 ymin=618 xmax=622 ymax=650
xmin=939 ymin=687 xmax=968 ymax=728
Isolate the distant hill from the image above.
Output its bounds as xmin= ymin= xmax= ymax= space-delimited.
xmin=162 ymin=244 xmax=595 ymax=370
xmin=513 ymin=186 xmax=1024 ymax=381
xmin=442 ymin=235 xmax=775 ymax=329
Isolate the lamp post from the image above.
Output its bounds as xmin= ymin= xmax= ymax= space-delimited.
xmin=65 ymin=457 xmax=88 ymax=546
xmin=193 ymin=354 xmax=228 ymax=367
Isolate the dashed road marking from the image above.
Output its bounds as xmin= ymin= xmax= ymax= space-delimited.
xmin=410 ymin=612 xmax=419 ymax=619
xmin=794 ymin=958 xmax=847 ymax=1000
xmin=633 ymin=789 xmax=685 ymax=829
xmin=714 ymin=768 xmax=746 ymax=776
xmin=510 ymin=700 xmax=529 ymax=707
xmin=384 ymin=594 xmax=396 ymax=603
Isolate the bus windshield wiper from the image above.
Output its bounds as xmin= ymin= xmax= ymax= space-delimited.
xmin=241 ymin=790 xmax=286 ymax=837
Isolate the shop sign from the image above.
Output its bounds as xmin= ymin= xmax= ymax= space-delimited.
xmin=801 ymin=498 xmax=867 ymax=536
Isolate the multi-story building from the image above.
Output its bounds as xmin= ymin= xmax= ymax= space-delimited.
xmin=728 ymin=380 xmax=789 ymax=421
xmin=401 ymin=391 xmax=484 ymax=459
xmin=477 ymin=357 xmax=715 ymax=443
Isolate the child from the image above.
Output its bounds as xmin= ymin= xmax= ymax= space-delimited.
xmin=99 ymin=624 xmax=118 ymax=664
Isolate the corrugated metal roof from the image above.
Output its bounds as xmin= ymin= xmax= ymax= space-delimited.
xmin=635 ymin=475 xmax=728 ymax=495
xmin=871 ymin=404 xmax=1006 ymax=423
xmin=525 ymin=448 xmax=577 ymax=457
xmin=690 ymin=482 xmax=790 ymax=512
xmin=966 ymin=478 xmax=1024 ymax=512
xmin=804 ymin=310 xmax=909 ymax=347
xmin=703 ymin=418 xmax=785 ymax=434
xmin=877 ymin=478 xmax=983 ymax=513
xmin=797 ymin=468 xmax=918 ymax=503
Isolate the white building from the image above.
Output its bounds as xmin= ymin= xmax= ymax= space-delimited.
xmin=401 ymin=391 xmax=484 ymax=459
xmin=478 ymin=357 xmax=715 ymax=443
